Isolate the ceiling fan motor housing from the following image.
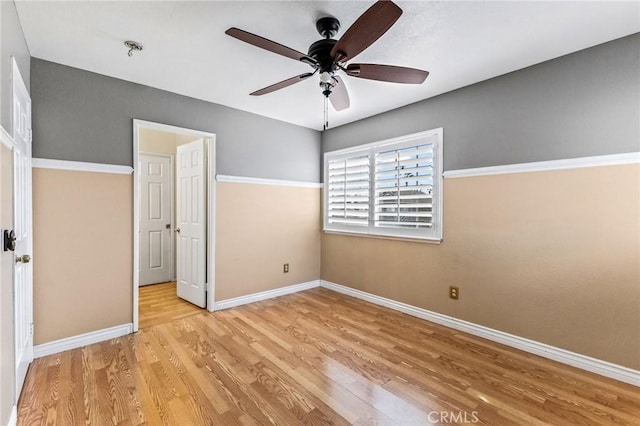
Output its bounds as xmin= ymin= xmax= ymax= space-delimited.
xmin=308 ymin=39 xmax=338 ymax=74
xmin=309 ymin=17 xmax=341 ymax=74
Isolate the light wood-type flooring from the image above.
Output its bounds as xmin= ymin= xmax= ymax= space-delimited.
xmin=18 ymin=286 xmax=639 ymax=425
xmin=138 ymin=282 xmax=203 ymax=329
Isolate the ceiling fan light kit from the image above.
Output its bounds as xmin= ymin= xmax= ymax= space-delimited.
xmin=225 ymin=0 xmax=429 ymax=128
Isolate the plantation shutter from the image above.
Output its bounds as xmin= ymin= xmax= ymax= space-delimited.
xmin=374 ymin=142 xmax=434 ymax=229
xmin=326 ymin=154 xmax=370 ymax=227
xmin=323 ymin=128 xmax=442 ymax=241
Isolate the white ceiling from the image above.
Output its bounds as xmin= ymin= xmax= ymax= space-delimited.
xmin=15 ymin=1 xmax=640 ymax=131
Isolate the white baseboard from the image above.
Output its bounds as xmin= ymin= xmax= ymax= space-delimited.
xmin=320 ymin=280 xmax=640 ymax=387
xmin=6 ymin=405 xmax=16 ymax=426
xmin=33 ymin=323 xmax=134 ymax=358
xmin=215 ymin=280 xmax=320 ymax=311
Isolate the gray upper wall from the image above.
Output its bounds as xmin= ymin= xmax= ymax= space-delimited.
xmin=31 ymin=59 xmax=321 ymax=182
xmin=1 ymin=0 xmax=31 ymax=133
xmin=322 ymin=34 xmax=640 ymax=172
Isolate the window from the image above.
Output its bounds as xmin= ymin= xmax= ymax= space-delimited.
xmin=324 ymin=128 xmax=442 ymax=241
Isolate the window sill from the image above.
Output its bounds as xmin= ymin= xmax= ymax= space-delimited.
xmin=322 ymin=229 xmax=442 ymax=244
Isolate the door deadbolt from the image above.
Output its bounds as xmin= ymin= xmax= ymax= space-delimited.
xmin=16 ymin=254 xmax=31 ymax=263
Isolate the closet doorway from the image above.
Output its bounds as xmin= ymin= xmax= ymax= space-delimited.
xmin=132 ymin=120 xmax=216 ymax=332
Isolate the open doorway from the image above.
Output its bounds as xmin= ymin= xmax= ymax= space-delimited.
xmin=132 ymin=120 xmax=216 ymax=332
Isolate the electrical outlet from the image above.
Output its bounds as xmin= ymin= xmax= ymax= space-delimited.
xmin=449 ymin=286 xmax=459 ymax=300
xmin=283 ymin=263 xmax=289 ymax=273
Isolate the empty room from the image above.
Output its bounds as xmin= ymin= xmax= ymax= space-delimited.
xmin=0 ymin=0 xmax=639 ymax=425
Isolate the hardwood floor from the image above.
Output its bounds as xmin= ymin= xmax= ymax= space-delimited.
xmin=138 ymin=282 xmax=203 ymax=329
xmin=18 ymin=287 xmax=639 ymax=425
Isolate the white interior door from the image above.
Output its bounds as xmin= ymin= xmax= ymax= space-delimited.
xmin=176 ymin=139 xmax=206 ymax=307
xmin=12 ymin=57 xmax=33 ymax=399
xmin=139 ymin=154 xmax=173 ymax=285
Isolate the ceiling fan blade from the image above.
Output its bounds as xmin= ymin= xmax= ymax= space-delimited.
xmin=346 ymin=63 xmax=428 ymax=84
xmin=250 ymin=73 xmax=314 ymax=96
xmin=331 ymin=1 xmax=403 ymax=62
xmin=226 ymin=27 xmax=307 ymax=62
xmin=330 ymin=76 xmax=350 ymax=111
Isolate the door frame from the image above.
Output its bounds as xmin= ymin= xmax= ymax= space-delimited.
xmin=138 ymin=151 xmax=175 ymax=284
xmin=132 ymin=119 xmax=216 ymax=332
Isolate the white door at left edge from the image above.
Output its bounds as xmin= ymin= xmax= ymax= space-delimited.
xmin=12 ymin=57 xmax=33 ymax=399
xmin=139 ymin=154 xmax=173 ymax=285
xmin=176 ymin=139 xmax=207 ymax=308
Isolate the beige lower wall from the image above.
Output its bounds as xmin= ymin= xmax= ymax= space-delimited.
xmin=0 ymin=144 xmax=15 ymax=423
xmin=32 ymin=171 xmax=321 ymax=344
xmin=32 ymin=168 xmax=133 ymax=344
xmin=216 ymin=182 xmax=321 ymax=301
xmin=31 ymin=161 xmax=636 ymax=371
xmin=321 ymin=163 xmax=640 ymax=370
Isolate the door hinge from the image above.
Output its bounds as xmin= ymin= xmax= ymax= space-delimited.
xmin=28 ymin=129 xmax=32 ymax=143
xmin=29 ymin=323 xmax=34 ymax=335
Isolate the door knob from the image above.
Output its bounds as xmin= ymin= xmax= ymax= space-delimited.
xmin=16 ymin=254 xmax=31 ymax=263
xmin=175 ymin=228 xmax=181 ymax=233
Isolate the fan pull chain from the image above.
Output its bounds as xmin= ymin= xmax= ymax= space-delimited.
xmin=323 ymin=95 xmax=329 ymax=130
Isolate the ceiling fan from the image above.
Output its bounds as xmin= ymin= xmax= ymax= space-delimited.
xmin=225 ymin=0 xmax=429 ymax=113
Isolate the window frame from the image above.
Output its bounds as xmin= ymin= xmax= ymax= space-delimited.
xmin=323 ymin=128 xmax=443 ymax=242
